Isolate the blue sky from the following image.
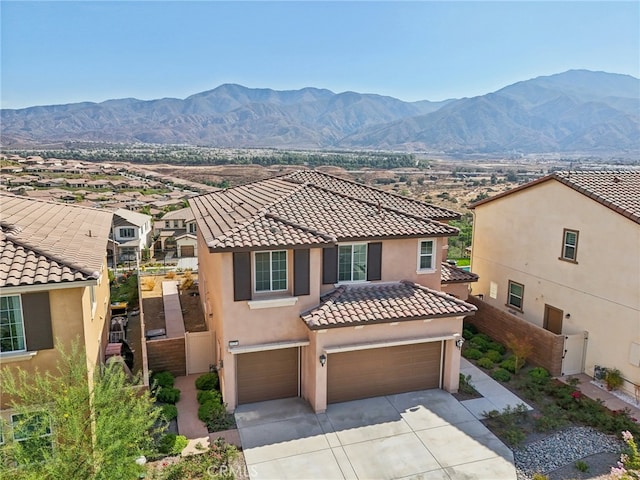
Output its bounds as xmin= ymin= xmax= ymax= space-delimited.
xmin=1 ymin=1 xmax=639 ymax=109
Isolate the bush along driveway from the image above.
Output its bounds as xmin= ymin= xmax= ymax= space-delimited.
xmin=461 ymin=323 xmax=638 ymax=480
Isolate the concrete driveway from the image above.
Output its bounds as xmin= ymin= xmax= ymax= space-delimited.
xmin=235 ymin=389 xmax=516 ymax=480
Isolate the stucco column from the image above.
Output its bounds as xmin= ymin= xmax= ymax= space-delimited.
xmin=307 ymin=332 xmax=327 ymax=413
xmin=442 ymin=337 xmax=461 ymax=393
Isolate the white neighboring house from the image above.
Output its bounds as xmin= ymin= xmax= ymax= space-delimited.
xmin=153 ymin=207 xmax=198 ymax=258
xmin=111 ymin=208 xmax=153 ymax=264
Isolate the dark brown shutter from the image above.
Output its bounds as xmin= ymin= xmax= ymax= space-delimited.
xmin=367 ymin=242 xmax=382 ymax=281
xmin=233 ymin=252 xmax=252 ymax=301
xmin=322 ymin=246 xmax=338 ymax=284
xmin=293 ymin=249 xmax=310 ymax=296
xmin=22 ymin=291 xmax=54 ymax=351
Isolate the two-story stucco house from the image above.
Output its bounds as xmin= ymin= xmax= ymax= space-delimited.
xmin=153 ymin=207 xmax=198 ymax=258
xmin=470 ymin=171 xmax=640 ymax=394
xmin=0 ymin=194 xmax=113 ymax=431
xmin=191 ymin=171 xmax=478 ymax=413
xmin=110 ymin=208 xmax=153 ymax=264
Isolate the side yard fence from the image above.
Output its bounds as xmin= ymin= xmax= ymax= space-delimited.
xmin=465 ymin=296 xmax=564 ymax=376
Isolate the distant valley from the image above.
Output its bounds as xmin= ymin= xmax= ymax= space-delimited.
xmin=1 ymin=70 xmax=638 ymax=156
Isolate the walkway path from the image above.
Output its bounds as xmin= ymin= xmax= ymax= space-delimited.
xmin=174 ymin=374 xmax=210 ymax=454
xmin=459 ymin=358 xmax=532 ymax=419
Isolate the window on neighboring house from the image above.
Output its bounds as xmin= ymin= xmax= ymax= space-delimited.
xmin=173 ymin=220 xmax=180 ymax=228
xmin=338 ymin=244 xmax=367 ymax=282
xmin=507 ymin=281 xmax=524 ymax=310
xmin=188 ymin=222 xmax=197 ymax=234
xmin=254 ymin=251 xmax=287 ymax=292
xmin=11 ymin=413 xmax=53 ymax=462
xmin=120 ymin=228 xmax=135 ymax=238
xmin=0 ymin=295 xmax=26 ymax=353
xmin=417 ymin=239 xmax=435 ymax=270
xmin=561 ymin=229 xmax=579 ymax=262
xmin=165 ymin=221 xmax=171 ymax=229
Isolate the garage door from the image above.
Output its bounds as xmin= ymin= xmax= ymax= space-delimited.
xmin=327 ymin=342 xmax=442 ymax=404
xmin=180 ymin=245 xmax=195 ymax=257
xmin=236 ymin=348 xmax=299 ymax=405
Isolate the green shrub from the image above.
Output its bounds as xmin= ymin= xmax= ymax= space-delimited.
xmin=462 ymin=348 xmax=483 ymax=360
xmin=477 ymin=357 xmax=495 ymax=369
xmin=501 ymin=358 xmax=517 ymax=373
xmin=459 ymin=373 xmax=477 ymax=396
xmin=532 ymin=474 xmax=549 ymax=480
xmin=574 ymin=460 xmax=589 ymax=472
xmin=463 ymin=322 xmax=478 ymax=335
xmin=156 ymin=387 xmax=181 ymax=404
xmin=605 ymin=368 xmax=624 ymax=391
xmin=161 ymin=404 xmax=178 ymax=422
xmin=529 ymin=367 xmax=550 ymax=381
xmin=474 ymin=333 xmax=491 ymax=342
xmin=198 ymin=400 xmax=233 ymax=431
xmin=195 ymin=372 xmax=219 ymax=391
xmin=492 ymin=368 xmax=512 ymax=382
xmin=485 ymin=349 xmax=503 ymax=363
xmin=158 ymin=433 xmax=189 ymax=455
xmin=151 ymin=371 xmax=175 ymax=389
xmin=197 ymin=389 xmax=221 ymax=405
xmin=469 ymin=336 xmax=491 ymax=352
xmin=487 ymin=342 xmax=506 ymax=355
xmin=462 ymin=329 xmax=474 ymax=340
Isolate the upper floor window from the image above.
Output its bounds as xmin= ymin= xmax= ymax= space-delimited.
xmin=417 ymin=239 xmax=435 ymax=271
xmin=338 ymin=244 xmax=367 ymax=282
xmin=507 ymin=281 xmax=524 ymax=311
xmin=254 ymin=251 xmax=287 ymax=292
xmin=0 ymin=295 xmax=26 ymax=353
xmin=173 ymin=220 xmax=180 ymax=228
xmin=560 ymin=229 xmax=579 ymax=262
xmin=120 ymin=227 xmax=135 ymax=238
xmin=165 ymin=221 xmax=171 ymax=229
xmin=188 ymin=222 xmax=197 ymax=234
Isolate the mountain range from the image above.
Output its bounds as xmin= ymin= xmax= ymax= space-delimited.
xmin=1 ymin=70 xmax=638 ymax=155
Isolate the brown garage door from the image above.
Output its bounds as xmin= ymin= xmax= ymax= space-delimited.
xmin=236 ymin=348 xmax=299 ymax=405
xmin=180 ymin=245 xmax=195 ymax=257
xmin=327 ymin=342 xmax=442 ymax=404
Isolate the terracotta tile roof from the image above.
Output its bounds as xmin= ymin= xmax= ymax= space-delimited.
xmin=471 ymin=171 xmax=640 ymax=224
xmin=285 ymin=170 xmax=460 ymax=221
xmin=113 ymin=208 xmax=151 ymax=228
xmin=191 ymin=172 xmax=459 ymax=252
xmin=160 ymin=207 xmax=195 ymax=222
xmin=0 ymin=193 xmax=113 ymax=287
xmin=300 ymin=280 xmax=477 ymax=330
xmin=440 ymin=263 xmax=479 ymax=284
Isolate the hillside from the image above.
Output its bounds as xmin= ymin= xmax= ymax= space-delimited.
xmin=1 ymin=70 xmax=638 ymax=155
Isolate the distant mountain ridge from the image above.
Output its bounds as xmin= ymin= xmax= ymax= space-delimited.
xmin=1 ymin=70 xmax=638 ymax=154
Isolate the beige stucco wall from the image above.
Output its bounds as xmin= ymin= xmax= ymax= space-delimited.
xmin=471 ymin=180 xmax=640 ymax=391
xmin=177 ymin=236 xmax=198 ymax=257
xmin=1 ymin=266 xmax=110 ymax=409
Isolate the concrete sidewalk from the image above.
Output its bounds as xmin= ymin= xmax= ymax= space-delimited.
xmin=459 ymin=358 xmax=532 ymax=419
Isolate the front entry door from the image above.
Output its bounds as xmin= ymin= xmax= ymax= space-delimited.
xmin=544 ymin=304 xmax=563 ymax=334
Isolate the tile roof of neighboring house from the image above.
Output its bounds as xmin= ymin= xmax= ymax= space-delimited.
xmin=471 ymin=171 xmax=640 ymax=224
xmin=0 ymin=193 xmax=113 ymax=287
xmin=191 ymin=172 xmax=460 ymax=252
xmin=113 ymin=208 xmax=151 ymax=228
xmin=300 ymin=281 xmax=477 ymax=330
xmin=440 ymin=263 xmax=479 ymax=284
xmin=160 ymin=207 xmax=195 ymax=222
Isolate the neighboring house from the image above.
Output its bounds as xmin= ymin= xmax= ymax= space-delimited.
xmin=191 ymin=171 xmax=478 ymax=413
xmin=109 ymin=208 xmax=153 ymax=264
xmin=154 ymin=207 xmax=198 ymax=258
xmin=470 ymin=171 xmax=640 ymax=393
xmin=0 ymin=194 xmax=113 ymax=436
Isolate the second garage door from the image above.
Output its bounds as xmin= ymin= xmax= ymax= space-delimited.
xmin=236 ymin=348 xmax=299 ymax=405
xmin=327 ymin=342 xmax=442 ymax=404
xmin=180 ymin=245 xmax=195 ymax=257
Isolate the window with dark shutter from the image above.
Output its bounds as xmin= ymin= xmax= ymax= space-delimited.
xmin=22 ymin=291 xmax=54 ymax=351
xmin=322 ymin=246 xmax=338 ymax=284
xmin=293 ymin=249 xmax=310 ymax=296
xmin=233 ymin=252 xmax=252 ymax=301
xmin=367 ymin=242 xmax=382 ymax=281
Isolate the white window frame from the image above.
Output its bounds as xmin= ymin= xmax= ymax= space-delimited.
xmin=11 ymin=412 xmax=53 ymax=461
xmin=119 ymin=227 xmax=136 ymax=239
xmin=560 ymin=228 xmax=579 ymax=262
xmin=1 ymin=295 xmax=26 ymax=354
xmin=417 ymin=239 xmax=436 ymax=272
xmin=337 ymin=243 xmax=368 ymax=283
xmin=253 ymin=250 xmax=288 ymax=293
xmin=507 ymin=280 xmax=524 ymax=311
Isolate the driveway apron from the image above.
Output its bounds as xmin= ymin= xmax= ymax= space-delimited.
xmin=235 ymin=390 xmax=516 ymax=480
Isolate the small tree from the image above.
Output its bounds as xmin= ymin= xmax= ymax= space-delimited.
xmin=0 ymin=342 xmax=162 ymax=479
xmin=505 ymin=333 xmax=533 ymax=373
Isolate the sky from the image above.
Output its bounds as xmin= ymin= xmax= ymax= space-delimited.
xmin=1 ymin=1 xmax=639 ymax=109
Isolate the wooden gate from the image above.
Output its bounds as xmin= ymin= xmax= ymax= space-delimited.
xmin=185 ymin=330 xmax=214 ymax=375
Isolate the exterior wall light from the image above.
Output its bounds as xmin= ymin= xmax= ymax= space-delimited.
xmin=228 ymin=340 xmax=239 ymax=348
xmin=319 ymin=354 xmax=327 ymax=367
xmin=455 ymin=338 xmax=465 ymax=349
